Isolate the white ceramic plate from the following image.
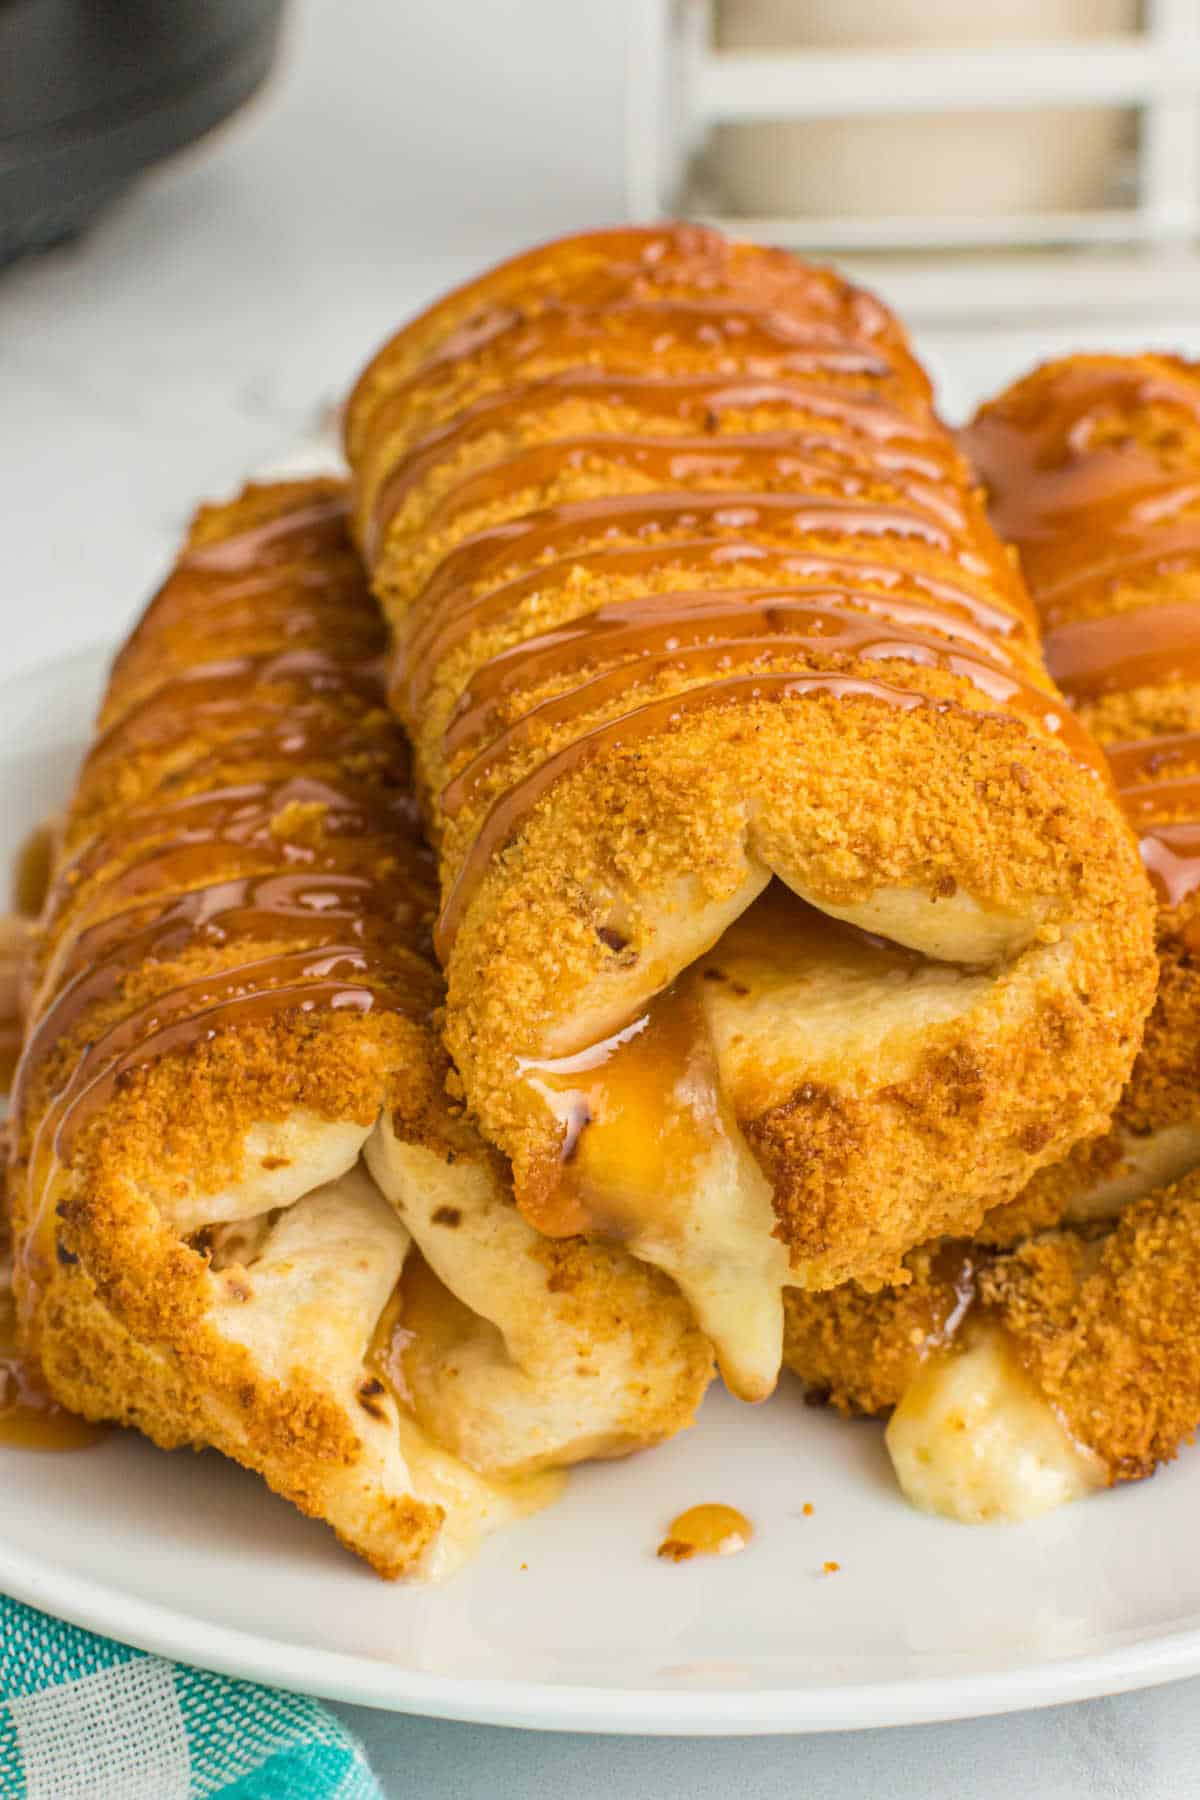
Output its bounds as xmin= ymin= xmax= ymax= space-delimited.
xmin=5 ymin=644 xmax=1200 ymax=1736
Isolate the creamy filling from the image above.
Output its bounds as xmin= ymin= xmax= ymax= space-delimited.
xmin=206 ymin=1158 xmax=560 ymax=1578
xmin=365 ymin=1114 xmax=711 ymax=1471
xmin=875 ymin=1120 xmax=1200 ymax=1526
xmin=520 ymin=878 xmax=1024 ymax=1400
xmin=885 ymin=1325 xmax=1106 ymax=1524
xmin=519 ymin=986 xmax=787 ymax=1403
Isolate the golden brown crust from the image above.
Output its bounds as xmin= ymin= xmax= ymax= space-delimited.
xmin=40 ymin=1169 xmax=439 ymax=1579
xmin=781 ymin=1242 xmax=968 ymax=1417
xmin=344 ymin=224 xmax=935 ymax=477
xmin=786 ymin=354 xmax=1200 ymax=1488
xmin=964 ymin=354 xmax=1200 ymax=1214
xmin=979 ymin=1187 xmax=1200 ymax=1478
xmin=397 ymin=1233 xmax=712 ymax=1472
xmin=346 ymin=225 xmax=1155 ymax=1288
xmin=7 ymin=480 xmax=449 ymax=1575
xmin=784 ymin=1174 xmax=1200 ymax=1483
xmin=8 ymin=478 xmax=712 ymax=1576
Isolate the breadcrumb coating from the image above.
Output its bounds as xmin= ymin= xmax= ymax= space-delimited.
xmin=346 ymin=226 xmax=1155 ymax=1308
xmin=6 ymin=480 xmax=712 ymax=1577
xmin=787 ymin=353 xmax=1200 ymax=1491
xmin=784 ymin=1176 xmax=1200 ymax=1484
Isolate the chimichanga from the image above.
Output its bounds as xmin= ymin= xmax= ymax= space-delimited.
xmin=966 ymin=354 xmax=1200 ymax=1224
xmin=345 ymin=225 xmax=1156 ymax=1399
xmin=786 ymin=353 xmax=1200 ymax=1519
xmin=6 ymin=479 xmax=712 ymax=1579
xmin=783 ymin=1180 xmax=1200 ymax=1521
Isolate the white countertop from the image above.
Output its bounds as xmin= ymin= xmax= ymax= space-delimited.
xmin=6 ymin=2 xmax=1200 ymax=1792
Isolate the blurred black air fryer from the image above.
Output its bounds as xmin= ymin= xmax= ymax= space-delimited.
xmin=0 ymin=0 xmax=286 ymax=266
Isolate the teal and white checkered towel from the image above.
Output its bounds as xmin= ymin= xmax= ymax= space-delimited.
xmin=0 ymin=1596 xmax=384 ymax=1799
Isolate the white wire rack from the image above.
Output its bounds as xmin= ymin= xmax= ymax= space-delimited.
xmin=627 ymin=0 xmax=1200 ymax=320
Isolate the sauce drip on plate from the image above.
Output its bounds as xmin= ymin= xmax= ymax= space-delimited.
xmin=0 ymin=1280 xmax=107 ymax=1452
xmin=657 ymin=1503 xmax=753 ymax=1562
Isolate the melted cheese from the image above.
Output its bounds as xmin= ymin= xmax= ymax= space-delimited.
xmin=392 ymin=1411 xmax=562 ymax=1580
xmin=519 ymin=969 xmax=786 ymax=1402
xmin=209 ymin=1158 xmax=561 ymax=1577
xmin=366 ymin=1116 xmax=712 ymax=1468
xmin=885 ymin=1326 xmax=1105 ymax=1523
xmin=520 ymin=881 xmax=1002 ymax=1399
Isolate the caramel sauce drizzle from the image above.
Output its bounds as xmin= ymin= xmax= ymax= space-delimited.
xmin=14 ymin=874 xmax=425 ymax=1123
xmin=442 ymin=586 xmax=1018 ymax=758
xmin=181 ymin=495 xmax=351 ymax=573
xmin=401 ymin=541 xmax=1032 ymax=727
xmin=364 ymin=294 xmax=904 ymax=445
xmin=416 ymin=291 xmax=898 ymax=373
xmin=1107 ymin=732 xmax=1200 ymax=788
xmin=358 ymin=234 xmax=1095 ymax=978
xmin=346 ymin=226 xmax=922 ymax=439
xmin=84 ymin=647 xmax=386 ymax=774
xmin=963 ymin=360 xmax=1200 ymax=626
xmin=434 ymin=667 xmax=1092 ymax=959
xmin=2 ymin=818 xmax=102 ymax=1446
xmin=0 ymin=824 xmax=96 ymax=1447
xmin=404 ymin=490 xmax=1002 ymax=624
xmin=44 ymin=950 xmax=402 ymax=1163
xmin=515 ymin=884 xmax=924 ymax=1247
xmin=516 ymin=975 xmax=716 ymax=1241
xmin=0 ymin=827 xmax=54 ymax=1097
xmin=433 ymin=672 xmax=934 ymax=957
xmin=367 ymin=368 xmax=959 ymax=558
xmin=411 ymin=432 xmax=972 ymax=547
xmin=114 ymin=564 xmax=370 ymax=666
xmin=439 ymin=624 xmax=1093 ymax=828
xmin=10 ymin=488 xmax=435 ymax=1335
xmin=1038 ymin=519 xmax=1200 ymax=626
xmin=350 ymin=230 xmax=1117 ymax=1253
xmin=398 ymin=496 xmax=1030 ymax=753
xmin=1044 ymin=602 xmax=1200 ymax=701
xmin=44 ymin=772 xmax=420 ymax=921
xmin=964 ymin=358 xmax=1200 ymax=908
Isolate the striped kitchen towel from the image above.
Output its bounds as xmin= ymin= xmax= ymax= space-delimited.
xmin=0 ymin=1595 xmax=384 ymax=1798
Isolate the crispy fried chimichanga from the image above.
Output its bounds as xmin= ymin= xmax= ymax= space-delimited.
xmin=344 ymin=225 xmax=1156 ymax=1400
xmin=6 ymin=479 xmax=712 ymax=1579
xmin=786 ymin=354 xmax=1200 ymax=1520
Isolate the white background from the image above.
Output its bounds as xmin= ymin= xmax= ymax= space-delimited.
xmin=5 ymin=2 xmax=1200 ymax=1792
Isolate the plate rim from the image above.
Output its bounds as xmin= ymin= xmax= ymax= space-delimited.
xmin=5 ymin=640 xmax=1200 ymax=1735
xmin=5 ymin=1530 xmax=1200 ymax=1735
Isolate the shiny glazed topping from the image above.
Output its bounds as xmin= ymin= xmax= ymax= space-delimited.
xmin=657 ymin=1502 xmax=753 ymax=1561
xmin=964 ymin=357 xmax=1200 ymax=907
xmin=10 ymin=485 xmax=438 ymax=1317
xmin=0 ymin=826 xmax=56 ymax=1097
xmin=345 ymin=229 xmax=1126 ymax=1315
xmin=0 ymin=923 xmax=30 ymax=1100
xmin=518 ymin=971 xmax=718 ymax=1241
xmin=349 ymin=224 xmax=1092 ymax=959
